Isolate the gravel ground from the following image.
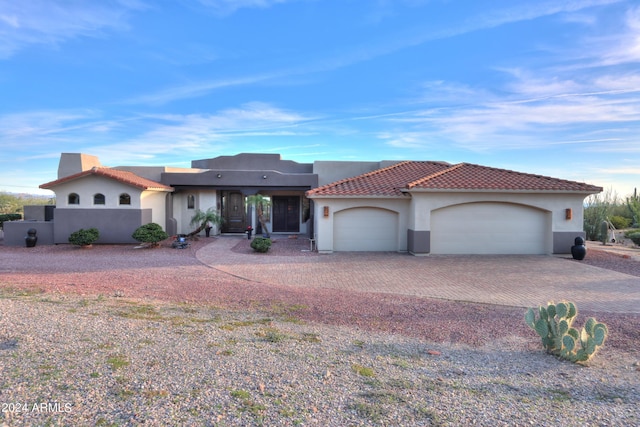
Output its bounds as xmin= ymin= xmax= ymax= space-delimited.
xmin=1 ymin=237 xmax=639 ymax=426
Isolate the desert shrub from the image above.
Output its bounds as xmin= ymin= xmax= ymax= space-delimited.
xmin=609 ymin=215 xmax=632 ymax=230
xmin=68 ymin=228 xmax=99 ymax=246
xmin=583 ymin=189 xmax=618 ymax=241
xmin=132 ymin=223 xmax=169 ymax=246
xmin=626 ymin=232 xmax=640 ymax=246
xmin=250 ymin=237 xmax=272 ymax=253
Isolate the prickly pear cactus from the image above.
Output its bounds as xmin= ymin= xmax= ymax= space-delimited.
xmin=524 ymin=301 xmax=608 ymax=364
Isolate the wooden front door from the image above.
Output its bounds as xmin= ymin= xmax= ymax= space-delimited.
xmin=272 ymin=196 xmax=300 ymax=233
xmin=221 ymin=191 xmax=246 ymax=233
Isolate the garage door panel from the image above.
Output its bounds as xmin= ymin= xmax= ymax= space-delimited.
xmin=431 ymin=203 xmax=549 ymax=254
xmin=334 ymin=208 xmax=398 ymax=251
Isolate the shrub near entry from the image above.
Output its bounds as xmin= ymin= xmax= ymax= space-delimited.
xmin=251 ymin=237 xmax=272 ymax=253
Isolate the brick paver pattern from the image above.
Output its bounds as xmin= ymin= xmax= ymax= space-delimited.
xmin=197 ymin=237 xmax=640 ymax=314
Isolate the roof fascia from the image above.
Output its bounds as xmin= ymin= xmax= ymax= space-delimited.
xmin=405 ymin=188 xmax=601 ymax=195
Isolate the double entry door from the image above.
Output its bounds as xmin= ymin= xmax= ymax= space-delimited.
xmin=221 ymin=192 xmax=300 ymax=234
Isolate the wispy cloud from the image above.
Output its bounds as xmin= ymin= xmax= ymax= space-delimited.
xmin=82 ymin=102 xmax=316 ymax=164
xmin=375 ymin=3 xmax=640 ymax=155
xmin=123 ymin=75 xmax=276 ymax=105
xmin=0 ymin=102 xmax=318 ymax=166
xmin=127 ymin=0 xmax=621 ymax=106
xmin=195 ymin=0 xmax=292 ymax=16
xmin=0 ymin=0 xmax=144 ymax=59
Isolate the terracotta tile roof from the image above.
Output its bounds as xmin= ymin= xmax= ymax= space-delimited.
xmin=307 ymin=161 xmax=602 ymax=197
xmin=408 ymin=163 xmax=602 ymax=192
xmin=40 ymin=167 xmax=174 ymax=192
xmin=306 ymin=161 xmax=451 ymax=197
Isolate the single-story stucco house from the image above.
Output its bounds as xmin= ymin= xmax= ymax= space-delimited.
xmin=4 ymin=152 xmax=602 ymax=255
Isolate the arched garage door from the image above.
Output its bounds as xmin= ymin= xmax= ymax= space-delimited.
xmin=430 ymin=203 xmax=550 ymax=254
xmin=334 ymin=208 xmax=398 ymax=251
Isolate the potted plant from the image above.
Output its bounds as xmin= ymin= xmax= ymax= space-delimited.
xmin=68 ymin=228 xmax=99 ymax=248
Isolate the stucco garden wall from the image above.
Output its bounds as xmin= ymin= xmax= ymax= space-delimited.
xmin=52 ymin=208 xmax=152 ymax=244
xmin=3 ymin=221 xmax=55 ymax=246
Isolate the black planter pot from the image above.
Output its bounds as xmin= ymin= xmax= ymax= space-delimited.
xmin=25 ymin=228 xmax=37 ymax=248
xmin=571 ymin=236 xmax=586 ymax=260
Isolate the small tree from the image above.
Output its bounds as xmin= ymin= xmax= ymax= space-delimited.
xmin=246 ymin=194 xmax=270 ymax=237
xmin=132 ymin=223 xmax=168 ymax=247
xmin=188 ymin=208 xmax=223 ymax=238
xmin=68 ymin=228 xmax=99 ymax=246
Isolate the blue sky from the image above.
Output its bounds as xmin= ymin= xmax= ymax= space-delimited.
xmin=1 ymin=0 xmax=639 ymax=196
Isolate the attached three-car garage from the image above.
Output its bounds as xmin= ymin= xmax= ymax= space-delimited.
xmin=307 ymin=160 xmax=601 ymax=255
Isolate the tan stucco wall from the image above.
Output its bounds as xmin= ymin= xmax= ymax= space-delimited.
xmin=141 ymin=190 xmax=170 ymax=229
xmin=407 ymin=191 xmax=587 ymax=233
xmin=312 ymin=192 xmax=589 ymax=253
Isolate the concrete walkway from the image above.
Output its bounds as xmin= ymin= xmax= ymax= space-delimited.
xmin=196 ymin=236 xmax=640 ymax=314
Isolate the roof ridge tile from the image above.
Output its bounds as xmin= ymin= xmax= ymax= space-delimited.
xmin=406 ymin=162 xmax=464 ymax=189
xmin=307 ymin=161 xmax=412 ymax=195
xmin=40 ymin=167 xmax=173 ymax=191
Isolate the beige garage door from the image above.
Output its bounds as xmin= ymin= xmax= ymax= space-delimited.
xmin=334 ymin=208 xmax=398 ymax=251
xmin=430 ymin=203 xmax=550 ymax=254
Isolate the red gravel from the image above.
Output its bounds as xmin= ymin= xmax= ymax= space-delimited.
xmin=579 ymin=248 xmax=640 ymax=277
xmin=1 ymin=237 xmax=638 ymax=351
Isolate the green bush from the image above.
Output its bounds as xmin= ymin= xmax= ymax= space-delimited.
xmin=609 ymin=215 xmax=632 ymax=230
xmin=68 ymin=228 xmax=99 ymax=246
xmin=132 ymin=223 xmax=169 ymax=246
xmin=626 ymin=232 xmax=640 ymax=246
xmin=250 ymin=237 xmax=272 ymax=253
xmin=0 ymin=213 xmax=22 ymax=229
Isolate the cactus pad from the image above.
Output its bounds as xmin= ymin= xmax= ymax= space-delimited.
xmin=524 ymin=301 xmax=608 ymax=364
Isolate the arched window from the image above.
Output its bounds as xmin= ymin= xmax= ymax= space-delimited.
xmin=93 ymin=193 xmax=106 ymax=205
xmin=68 ymin=193 xmax=80 ymax=205
xmin=187 ymin=194 xmax=195 ymax=209
xmin=119 ymin=193 xmax=131 ymax=205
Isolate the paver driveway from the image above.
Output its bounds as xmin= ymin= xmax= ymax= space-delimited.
xmin=197 ymin=237 xmax=640 ymax=314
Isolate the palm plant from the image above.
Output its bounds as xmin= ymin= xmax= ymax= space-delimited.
xmin=246 ymin=194 xmax=270 ymax=237
xmin=188 ymin=208 xmax=223 ymax=238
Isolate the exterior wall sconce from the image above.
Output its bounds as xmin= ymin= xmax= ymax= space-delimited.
xmin=565 ymin=208 xmax=572 ymax=220
xmin=216 ymin=173 xmax=222 ymax=178
xmin=323 ymin=206 xmax=329 ymax=217
xmin=262 ymin=175 xmax=267 ymax=179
